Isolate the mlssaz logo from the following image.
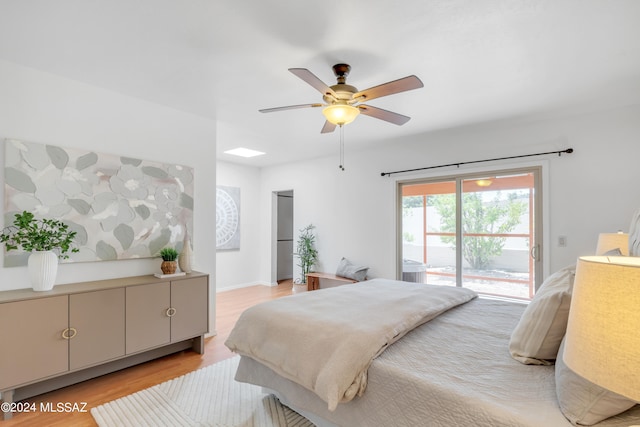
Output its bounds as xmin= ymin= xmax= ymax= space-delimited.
xmin=40 ymin=402 xmax=88 ymax=413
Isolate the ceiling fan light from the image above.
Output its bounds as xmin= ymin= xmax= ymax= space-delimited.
xmin=322 ymin=104 xmax=360 ymax=126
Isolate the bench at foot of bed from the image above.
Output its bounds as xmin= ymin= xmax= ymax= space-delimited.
xmin=306 ymin=272 xmax=359 ymax=291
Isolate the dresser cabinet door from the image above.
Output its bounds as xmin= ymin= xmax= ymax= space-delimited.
xmin=69 ymin=288 xmax=125 ymax=370
xmin=126 ymin=283 xmax=170 ymax=354
xmin=170 ymin=276 xmax=208 ymax=342
xmin=0 ymin=296 xmax=69 ymax=389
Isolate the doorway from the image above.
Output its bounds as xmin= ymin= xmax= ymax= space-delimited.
xmin=276 ymin=191 xmax=294 ymax=281
xmin=398 ymin=167 xmax=542 ymax=300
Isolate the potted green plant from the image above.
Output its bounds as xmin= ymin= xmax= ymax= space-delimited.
xmin=0 ymin=211 xmax=79 ymax=291
xmin=159 ymin=247 xmax=179 ymax=274
xmin=293 ymin=224 xmax=318 ymax=293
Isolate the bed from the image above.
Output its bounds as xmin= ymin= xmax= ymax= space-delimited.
xmin=225 ymin=278 xmax=640 ymax=427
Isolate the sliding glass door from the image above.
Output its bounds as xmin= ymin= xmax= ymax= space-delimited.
xmin=399 ymin=167 xmax=541 ymax=300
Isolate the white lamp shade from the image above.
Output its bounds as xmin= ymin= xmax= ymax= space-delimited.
xmin=322 ymin=104 xmax=360 ymax=126
xmin=596 ymin=232 xmax=629 ymax=256
xmin=563 ymin=256 xmax=640 ymax=401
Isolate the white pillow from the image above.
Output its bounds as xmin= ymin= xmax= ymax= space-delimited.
xmin=335 ymin=257 xmax=368 ymax=282
xmin=629 ymin=207 xmax=640 ymax=256
xmin=556 ymin=338 xmax=636 ymax=425
xmin=509 ymin=264 xmax=575 ymax=365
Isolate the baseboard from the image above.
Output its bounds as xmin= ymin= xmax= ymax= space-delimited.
xmin=216 ymin=281 xmax=273 ymax=292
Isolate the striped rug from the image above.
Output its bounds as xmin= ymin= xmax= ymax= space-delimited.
xmin=91 ymin=356 xmax=314 ymax=427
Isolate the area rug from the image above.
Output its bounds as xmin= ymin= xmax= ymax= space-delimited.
xmin=91 ymin=356 xmax=315 ymax=427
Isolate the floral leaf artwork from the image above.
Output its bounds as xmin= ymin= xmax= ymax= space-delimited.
xmin=3 ymin=139 xmax=194 ymax=266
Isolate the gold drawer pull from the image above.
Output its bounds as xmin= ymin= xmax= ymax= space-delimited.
xmin=166 ymin=307 xmax=177 ymax=317
xmin=61 ymin=327 xmax=77 ymax=340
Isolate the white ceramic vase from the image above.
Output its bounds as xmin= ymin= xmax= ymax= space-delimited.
xmin=28 ymin=251 xmax=59 ymax=292
xmin=178 ymin=236 xmax=193 ymax=273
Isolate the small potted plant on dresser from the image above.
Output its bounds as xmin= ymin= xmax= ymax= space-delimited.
xmin=159 ymin=247 xmax=179 ymax=275
xmin=293 ymin=224 xmax=318 ymax=293
xmin=0 ymin=211 xmax=78 ymax=291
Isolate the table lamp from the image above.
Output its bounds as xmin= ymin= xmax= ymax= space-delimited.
xmin=596 ymin=232 xmax=629 ymax=256
xmin=563 ymin=256 xmax=640 ymax=401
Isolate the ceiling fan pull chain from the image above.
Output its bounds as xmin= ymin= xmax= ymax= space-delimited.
xmin=339 ymin=125 xmax=345 ymax=171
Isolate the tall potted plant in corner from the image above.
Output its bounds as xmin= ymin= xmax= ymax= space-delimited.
xmin=0 ymin=211 xmax=79 ymax=291
xmin=293 ymin=224 xmax=318 ymax=293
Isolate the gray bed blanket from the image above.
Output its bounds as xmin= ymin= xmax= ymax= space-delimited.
xmin=225 ymin=278 xmax=476 ymax=410
xmin=235 ymin=298 xmax=640 ymax=426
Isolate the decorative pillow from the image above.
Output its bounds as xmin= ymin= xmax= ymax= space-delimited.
xmin=629 ymin=208 xmax=640 ymax=256
xmin=336 ymin=257 xmax=368 ymax=282
xmin=509 ymin=264 xmax=575 ymax=365
xmin=556 ymin=339 xmax=636 ymax=425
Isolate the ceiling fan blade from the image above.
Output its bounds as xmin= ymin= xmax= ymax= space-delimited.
xmin=259 ymin=103 xmax=323 ymax=113
xmin=289 ymin=68 xmax=338 ymax=99
xmin=320 ymin=121 xmax=337 ymax=134
xmin=353 ymin=75 xmax=423 ymax=102
xmin=358 ymin=104 xmax=411 ymax=125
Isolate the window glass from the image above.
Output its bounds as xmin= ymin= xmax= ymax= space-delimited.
xmin=400 ymin=169 xmax=540 ymax=300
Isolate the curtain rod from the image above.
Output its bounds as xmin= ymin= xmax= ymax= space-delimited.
xmin=380 ymin=148 xmax=574 ymax=177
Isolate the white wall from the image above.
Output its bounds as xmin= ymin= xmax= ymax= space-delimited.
xmin=0 ymin=60 xmax=218 ymax=332
xmin=257 ymin=105 xmax=640 ymax=284
xmin=216 ymin=161 xmax=263 ymax=290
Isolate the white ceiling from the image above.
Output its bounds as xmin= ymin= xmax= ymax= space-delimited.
xmin=1 ymin=0 xmax=640 ymax=168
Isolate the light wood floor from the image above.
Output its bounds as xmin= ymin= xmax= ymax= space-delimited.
xmin=2 ymin=280 xmax=294 ymax=426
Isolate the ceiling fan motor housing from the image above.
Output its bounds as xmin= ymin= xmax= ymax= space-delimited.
xmin=323 ymin=63 xmax=358 ymax=105
xmin=324 ymin=83 xmax=358 ymax=105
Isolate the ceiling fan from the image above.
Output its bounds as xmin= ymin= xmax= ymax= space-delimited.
xmin=259 ymin=63 xmax=424 ymax=133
